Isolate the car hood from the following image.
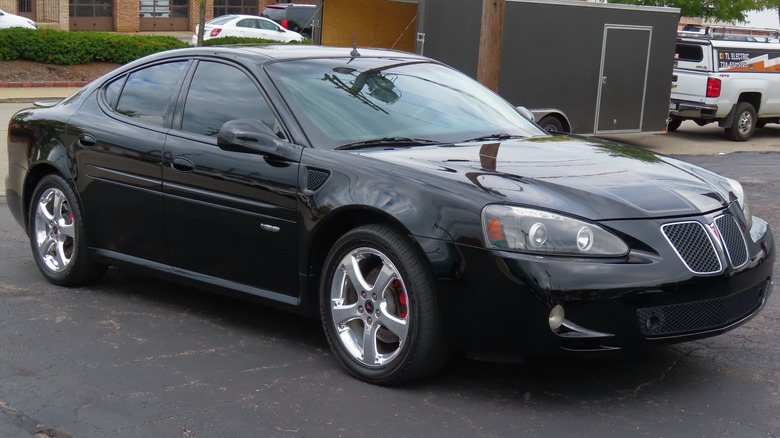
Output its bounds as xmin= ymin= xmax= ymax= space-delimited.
xmin=360 ymin=135 xmax=733 ymax=220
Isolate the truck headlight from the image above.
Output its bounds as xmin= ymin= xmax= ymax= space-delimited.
xmin=482 ymin=205 xmax=629 ymax=256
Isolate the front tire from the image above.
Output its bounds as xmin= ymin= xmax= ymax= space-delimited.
xmin=28 ymin=174 xmax=106 ymax=286
xmin=320 ymin=224 xmax=447 ymax=385
xmin=725 ymin=102 xmax=757 ymax=141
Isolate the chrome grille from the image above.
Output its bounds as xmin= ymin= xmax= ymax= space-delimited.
xmin=714 ymin=214 xmax=748 ymax=269
xmin=661 ymin=221 xmax=721 ymax=274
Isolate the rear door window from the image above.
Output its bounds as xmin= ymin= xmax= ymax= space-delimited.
xmin=113 ymin=61 xmax=188 ymax=127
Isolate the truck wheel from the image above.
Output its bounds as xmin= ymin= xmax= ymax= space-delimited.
xmin=667 ymin=118 xmax=682 ymax=132
xmin=725 ymin=102 xmax=757 ymax=141
xmin=538 ymin=115 xmax=564 ymax=133
xmin=320 ymin=224 xmax=448 ymax=385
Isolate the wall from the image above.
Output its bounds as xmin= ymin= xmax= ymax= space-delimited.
xmin=320 ymin=0 xmax=417 ymax=53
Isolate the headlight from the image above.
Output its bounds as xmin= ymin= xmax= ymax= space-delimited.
xmin=726 ymin=178 xmax=752 ymax=229
xmin=482 ymin=205 xmax=629 ymax=256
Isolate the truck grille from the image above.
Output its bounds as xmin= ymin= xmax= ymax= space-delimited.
xmin=661 ymin=214 xmax=748 ymax=274
xmin=637 ymin=280 xmax=768 ymax=338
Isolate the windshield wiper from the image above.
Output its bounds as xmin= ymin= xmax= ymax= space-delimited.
xmin=460 ymin=133 xmax=526 ymax=143
xmin=336 ymin=137 xmax=440 ymax=150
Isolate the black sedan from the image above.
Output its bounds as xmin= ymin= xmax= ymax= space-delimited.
xmin=5 ymin=46 xmax=774 ymax=385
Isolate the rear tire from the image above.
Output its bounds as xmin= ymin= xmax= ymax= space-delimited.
xmin=28 ymin=174 xmax=106 ymax=286
xmin=667 ymin=118 xmax=682 ymax=132
xmin=725 ymin=102 xmax=756 ymax=141
xmin=320 ymin=224 xmax=448 ymax=385
xmin=666 ymin=119 xmax=682 ymax=132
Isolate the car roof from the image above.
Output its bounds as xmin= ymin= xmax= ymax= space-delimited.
xmin=91 ymin=45 xmax=432 ymax=99
xmin=265 ymin=3 xmax=316 ymax=8
xmin=144 ymin=45 xmax=428 ymax=63
xmin=220 ymin=14 xmax=274 ymax=20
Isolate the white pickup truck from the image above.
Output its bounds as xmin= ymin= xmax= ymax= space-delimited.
xmin=669 ymin=37 xmax=780 ymax=141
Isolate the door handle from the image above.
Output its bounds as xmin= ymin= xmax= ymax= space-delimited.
xmin=77 ymin=133 xmax=96 ymax=147
xmin=171 ymin=156 xmax=195 ymax=172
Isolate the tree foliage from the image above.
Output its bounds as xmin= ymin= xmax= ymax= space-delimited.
xmin=606 ymin=0 xmax=771 ymax=22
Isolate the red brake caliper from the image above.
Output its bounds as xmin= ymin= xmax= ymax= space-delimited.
xmin=392 ymin=279 xmax=408 ymax=318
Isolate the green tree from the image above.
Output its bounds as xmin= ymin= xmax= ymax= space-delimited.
xmin=606 ymin=0 xmax=764 ymax=22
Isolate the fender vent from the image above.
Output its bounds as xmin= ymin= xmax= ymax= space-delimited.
xmin=306 ymin=169 xmax=330 ymax=191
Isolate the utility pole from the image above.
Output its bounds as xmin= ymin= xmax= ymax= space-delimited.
xmin=477 ymin=0 xmax=505 ymax=92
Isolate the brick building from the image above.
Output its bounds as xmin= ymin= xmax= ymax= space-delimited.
xmin=0 ymin=0 xmax=315 ymax=32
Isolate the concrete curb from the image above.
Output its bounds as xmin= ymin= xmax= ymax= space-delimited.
xmin=0 ymin=86 xmax=83 ymax=103
xmin=0 ymin=81 xmax=89 ymax=88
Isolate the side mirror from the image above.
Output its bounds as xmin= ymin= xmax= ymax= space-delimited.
xmin=217 ymin=119 xmax=301 ymax=162
xmin=515 ymin=106 xmax=535 ymax=122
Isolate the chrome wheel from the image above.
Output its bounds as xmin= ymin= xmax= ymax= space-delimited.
xmin=33 ymin=187 xmax=75 ymax=273
xmin=726 ymin=102 xmax=756 ymax=141
xmin=736 ymin=110 xmax=753 ymax=136
xmin=321 ymin=225 xmax=448 ymax=384
xmin=329 ymin=247 xmax=409 ymax=367
xmin=28 ymin=174 xmax=106 ymax=285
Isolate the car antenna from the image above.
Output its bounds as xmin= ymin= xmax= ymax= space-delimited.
xmin=350 ymin=36 xmax=361 ymax=57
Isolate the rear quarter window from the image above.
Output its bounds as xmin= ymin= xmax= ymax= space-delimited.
xmin=675 ymin=44 xmax=703 ymax=62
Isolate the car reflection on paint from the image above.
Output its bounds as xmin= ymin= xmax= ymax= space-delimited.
xmin=5 ymin=45 xmax=774 ymax=385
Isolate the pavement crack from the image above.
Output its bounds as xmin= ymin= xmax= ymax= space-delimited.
xmin=0 ymin=400 xmax=72 ymax=438
xmin=622 ymin=346 xmax=701 ymax=398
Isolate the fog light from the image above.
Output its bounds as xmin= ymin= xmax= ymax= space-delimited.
xmin=548 ymin=304 xmax=564 ymax=331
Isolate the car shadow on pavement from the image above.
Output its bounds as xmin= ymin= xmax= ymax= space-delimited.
xmin=90 ymin=265 xmax=731 ymax=402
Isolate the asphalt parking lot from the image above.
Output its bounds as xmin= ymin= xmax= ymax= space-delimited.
xmin=1 ymin=97 xmax=779 ymax=437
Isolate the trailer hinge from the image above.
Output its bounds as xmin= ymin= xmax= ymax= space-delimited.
xmin=417 ymin=32 xmax=426 ymax=55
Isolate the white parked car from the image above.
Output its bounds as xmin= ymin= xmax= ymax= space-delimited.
xmin=191 ymin=14 xmax=303 ymax=45
xmin=0 ymin=9 xmax=36 ymax=29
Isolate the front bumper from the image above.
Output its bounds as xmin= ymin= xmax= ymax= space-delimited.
xmin=422 ymin=209 xmax=774 ymax=361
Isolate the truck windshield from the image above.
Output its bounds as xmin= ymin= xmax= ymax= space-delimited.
xmin=265 ymin=57 xmax=544 ymax=149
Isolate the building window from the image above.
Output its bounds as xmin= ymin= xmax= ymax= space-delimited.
xmin=70 ymin=0 xmax=113 ymax=17
xmin=18 ymin=0 xmax=32 ymax=13
xmin=213 ymin=0 xmax=258 ymax=17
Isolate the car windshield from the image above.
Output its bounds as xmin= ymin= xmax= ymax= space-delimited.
xmin=265 ymin=57 xmax=545 ymax=149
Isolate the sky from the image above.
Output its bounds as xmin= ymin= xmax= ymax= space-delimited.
xmin=743 ymin=9 xmax=779 ymax=29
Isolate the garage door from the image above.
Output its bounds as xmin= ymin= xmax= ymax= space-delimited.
xmin=70 ymin=0 xmax=113 ymax=31
xmin=140 ymin=0 xmax=190 ymax=31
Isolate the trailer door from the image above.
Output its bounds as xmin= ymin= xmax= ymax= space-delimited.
xmin=595 ymin=25 xmax=652 ymax=133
